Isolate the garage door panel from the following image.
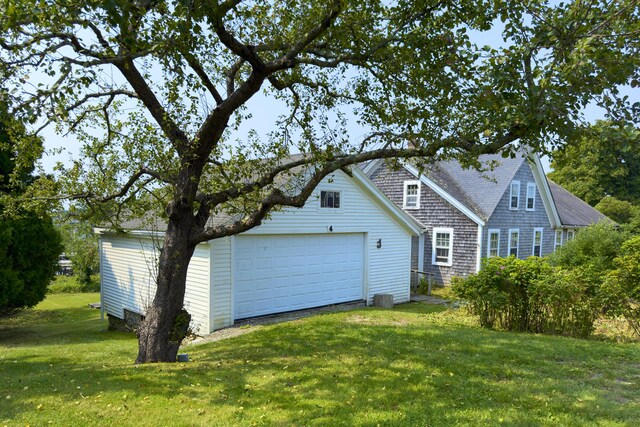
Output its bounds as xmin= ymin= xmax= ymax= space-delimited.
xmin=234 ymin=234 xmax=364 ymax=319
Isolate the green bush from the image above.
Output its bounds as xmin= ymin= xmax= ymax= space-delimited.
xmin=49 ymin=275 xmax=100 ymax=294
xmin=601 ymin=236 xmax=640 ymax=336
xmin=529 ymin=269 xmax=600 ymax=338
xmin=548 ymin=223 xmax=629 ymax=285
xmin=0 ymin=212 xmax=63 ymax=315
xmin=452 ymin=257 xmax=550 ymax=331
xmin=452 ymin=256 xmax=599 ymax=337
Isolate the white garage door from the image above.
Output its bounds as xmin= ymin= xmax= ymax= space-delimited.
xmin=234 ymin=234 xmax=365 ymax=319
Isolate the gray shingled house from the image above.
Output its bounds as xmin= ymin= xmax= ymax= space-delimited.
xmin=363 ymin=151 xmax=605 ymax=286
xmin=547 ymin=179 xmax=611 ymax=250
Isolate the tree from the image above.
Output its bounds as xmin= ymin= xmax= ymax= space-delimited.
xmin=59 ymin=219 xmax=100 ymax=289
xmin=1 ymin=0 xmax=638 ymax=362
xmin=549 ymin=121 xmax=640 ymax=206
xmin=595 ymin=196 xmax=638 ymax=224
xmin=0 ymin=99 xmax=62 ymax=316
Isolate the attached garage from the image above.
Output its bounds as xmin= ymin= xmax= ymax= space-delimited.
xmin=98 ymin=167 xmax=422 ymax=335
xmin=234 ymin=234 xmax=365 ymax=319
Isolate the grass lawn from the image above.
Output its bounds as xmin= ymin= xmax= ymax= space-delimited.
xmin=1 ymin=294 xmax=639 ymax=426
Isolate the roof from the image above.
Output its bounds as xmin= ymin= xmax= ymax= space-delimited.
xmin=423 ymin=154 xmax=526 ymax=219
xmin=547 ymin=180 xmax=611 ymax=227
xmin=364 ymin=150 xmax=562 ymax=227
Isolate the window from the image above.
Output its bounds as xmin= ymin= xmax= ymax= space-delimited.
xmin=510 ymin=180 xmax=520 ymax=210
xmin=533 ymin=228 xmax=543 ymax=257
xmin=508 ymin=229 xmax=519 ymax=257
xmin=554 ymin=229 xmax=563 ymax=251
xmin=403 ymin=180 xmax=420 ymax=209
xmin=526 ymin=182 xmax=536 ymax=211
xmin=320 ymin=190 xmax=341 ymax=209
xmin=432 ymin=227 xmax=453 ymax=266
xmin=487 ymin=229 xmax=500 ymax=258
xmin=567 ymin=229 xmax=575 ymax=241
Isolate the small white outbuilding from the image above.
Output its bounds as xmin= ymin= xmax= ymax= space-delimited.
xmin=97 ymin=167 xmax=421 ymax=335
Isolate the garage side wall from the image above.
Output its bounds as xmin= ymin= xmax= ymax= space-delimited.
xmin=240 ymin=171 xmax=413 ymax=306
xmin=210 ymin=237 xmax=233 ymax=331
xmin=100 ymin=235 xmax=211 ymax=334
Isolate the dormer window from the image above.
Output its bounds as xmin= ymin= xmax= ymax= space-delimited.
xmin=526 ymin=182 xmax=536 ymax=211
xmin=510 ymin=180 xmax=520 ymax=210
xmin=403 ymin=180 xmax=421 ymax=209
xmin=320 ymin=190 xmax=341 ymax=208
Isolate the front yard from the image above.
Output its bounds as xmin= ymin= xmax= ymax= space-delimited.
xmin=1 ymin=294 xmax=639 ymax=426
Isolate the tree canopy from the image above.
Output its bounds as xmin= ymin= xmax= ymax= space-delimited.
xmin=0 ymin=99 xmax=62 ymax=316
xmin=549 ymin=121 xmax=640 ymax=206
xmin=1 ymin=0 xmax=638 ymax=361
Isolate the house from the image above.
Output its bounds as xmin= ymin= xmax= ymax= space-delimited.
xmin=364 ymin=152 xmax=565 ymax=286
xmin=96 ymin=167 xmax=422 ymax=335
xmin=547 ymin=179 xmax=611 ymax=250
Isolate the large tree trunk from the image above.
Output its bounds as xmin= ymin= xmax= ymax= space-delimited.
xmin=135 ymin=213 xmax=196 ymax=363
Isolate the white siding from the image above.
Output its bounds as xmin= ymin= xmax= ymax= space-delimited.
xmin=210 ymin=237 xmax=233 ymax=331
xmin=241 ymin=170 xmax=413 ymax=305
xmin=100 ymin=236 xmax=211 ymax=334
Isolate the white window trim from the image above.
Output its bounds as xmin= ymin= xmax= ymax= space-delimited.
xmin=532 ymin=227 xmax=544 ymax=257
xmin=508 ymin=228 xmax=520 ymax=257
xmin=487 ymin=229 xmax=501 ymax=258
xmin=526 ymin=182 xmax=536 ymax=211
xmin=510 ymin=180 xmax=520 ymax=210
xmin=318 ymin=189 xmax=343 ymax=212
xmin=554 ymin=229 xmax=563 ymax=251
xmin=566 ymin=229 xmax=575 ymax=241
xmin=402 ymin=180 xmax=421 ymax=210
xmin=432 ymin=227 xmax=454 ymax=267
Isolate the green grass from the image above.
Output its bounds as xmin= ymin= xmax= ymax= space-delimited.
xmin=1 ymin=294 xmax=640 ymax=426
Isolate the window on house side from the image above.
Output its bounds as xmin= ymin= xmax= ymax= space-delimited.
xmin=508 ymin=229 xmax=519 ymax=257
xmin=526 ymin=182 xmax=536 ymax=211
xmin=432 ymin=228 xmax=453 ymax=266
xmin=403 ymin=181 xmax=420 ymax=209
xmin=487 ymin=229 xmax=500 ymax=258
xmin=533 ymin=228 xmax=543 ymax=257
xmin=510 ymin=181 xmax=520 ymax=210
xmin=567 ymin=229 xmax=575 ymax=241
xmin=320 ymin=190 xmax=341 ymax=208
xmin=554 ymin=229 xmax=563 ymax=251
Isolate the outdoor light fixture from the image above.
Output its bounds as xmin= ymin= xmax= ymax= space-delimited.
xmin=377 ymin=239 xmax=382 ymax=248
xmin=328 ymin=226 xmax=333 ymax=232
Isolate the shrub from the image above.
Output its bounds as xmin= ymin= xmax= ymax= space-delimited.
xmin=49 ymin=275 xmax=100 ymax=294
xmin=601 ymin=236 xmax=640 ymax=336
xmin=452 ymin=256 xmax=599 ymax=337
xmin=548 ymin=223 xmax=630 ymax=284
xmin=529 ymin=269 xmax=600 ymax=338
xmin=452 ymin=256 xmax=551 ymax=331
xmin=0 ymin=212 xmax=63 ymax=316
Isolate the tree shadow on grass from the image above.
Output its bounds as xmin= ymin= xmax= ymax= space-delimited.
xmin=0 ymin=305 xmax=132 ymax=348
xmin=2 ymin=304 xmax=639 ymax=425
xmin=186 ymin=312 xmax=640 ymax=425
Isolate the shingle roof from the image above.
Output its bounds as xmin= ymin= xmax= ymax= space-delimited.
xmin=424 ymin=154 xmax=526 ymax=220
xmin=547 ymin=180 xmax=611 ymax=227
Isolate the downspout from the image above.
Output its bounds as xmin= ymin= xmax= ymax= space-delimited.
xmin=417 ymin=231 xmax=425 ymax=273
xmin=98 ymin=237 xmax=104 ymax=321
xmin=476 ymin=224 xmax=483 ymax=273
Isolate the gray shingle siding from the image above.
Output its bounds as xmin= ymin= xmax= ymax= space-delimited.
xmin=483 ymin=162 xmax=555 ymax=259
xmin=371 ymin=163 xmax=479 ymax=286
